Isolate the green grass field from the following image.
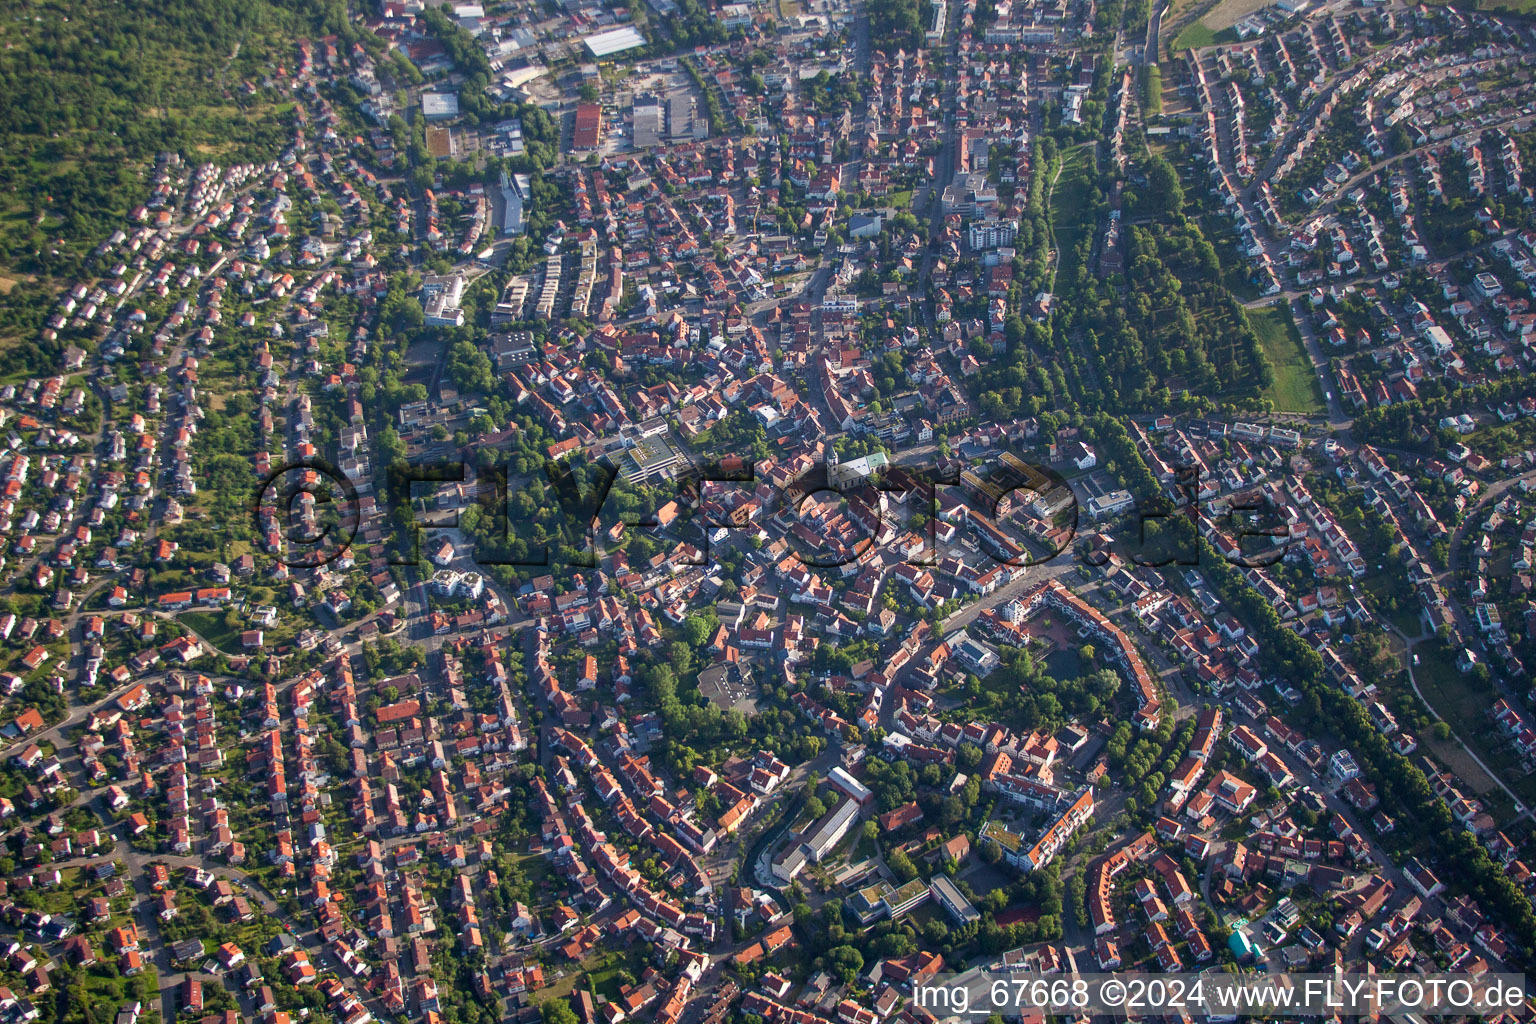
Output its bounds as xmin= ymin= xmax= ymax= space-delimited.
xmin=1170 ymin=20 xmax=1236 ymax=51
xmin=180 ymin=610 xmax=241 ymax=654
xmin=1142 ymin=64 xmax=1163 ymax=115
xmin=1049 ymin=146 xmax=1094 ymax=287
xmin=1410 ymin=643 xmax=1534 ymax=811
xmin=1248 ymin=302 xmax=1326 ymax=415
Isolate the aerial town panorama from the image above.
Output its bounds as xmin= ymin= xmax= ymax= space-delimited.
xmin=1 ymin=0 xmax=1535 ymax=1020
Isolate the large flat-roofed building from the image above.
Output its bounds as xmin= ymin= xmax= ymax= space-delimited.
xmin=941 ymin=171 xmax=998 ymax=217
xmin=804 ymin=796 xmax=859 ymax=862
xmin=1086 ymin=489 xmax=1134 ymax=520
xmin=632 ymin=95 xmax=664 ymax=148
xmin=929 ymin=874 xmax=980 ymax=925
xmin=772 ymin=796 xmax=861 ymax=880
xmin=969 ymin=217 xmax=1018 ymax=251
xmin=772 ymin=798 xmax=858 ymax=882
xmin=421 ymin=273 xmax=466 ymax=327
xmin=883 ymin=878 xmax=931 ymax=919
xmin=422 ymin=92 xmax=460 ymax=121
xmin=947 ymin=630 xmax=1000 ymax=676
xmin=827 ymin=766 xmax=873 ymax=806
xmin=631 ymin=92 xmax=700 ymax=148
xmin=573 ymin=103 xmax=603 ymax=150
xmin=499 ymin=169 xmax=529 ymax=236
xmin=979 ymin=787 xmax=1096 ymax=872
xmin=668 ymin=93 xmax=703 ymax=141
xmin=772 ymin=843 xmax=807 ymax=883
xmin=583 ymin=26 xmax=646 ymax=58
xmin=622 ymin=434 xmax=687 ymax=484
xmin=848 ymin=882 xmax=895 ymax=924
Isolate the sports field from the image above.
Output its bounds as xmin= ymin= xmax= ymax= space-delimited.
xmin=1248 ymin=302 xmax=1325 ymax=415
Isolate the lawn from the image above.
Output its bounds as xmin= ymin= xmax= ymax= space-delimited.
xmin=1359 ymin=574 xmax=1423 ymax=639
xmin=78 ymin=962 xmax=163 ymax=1024
xmin=1170 ymin=20 xmax=1236 ymax=51
xmin=179 ymin=610 xmax=242 ymax=653
xmin=1049 ymin=146 xmax=1094 ymax=289
xmin=510 ymin=848 xmax=557 ymax=895
xmin=1142 ymin=64 xmax=1163 ymax=115
xmin=1410 ymin=643 xmax=1536 ymax=809
xmin=1247 ymin=302 xmax=1326 ymax=415
xmin=587 ymin=948 xmax=649 ymax=1000
xmin=533 ymin=958 xmax=595 ymax=1005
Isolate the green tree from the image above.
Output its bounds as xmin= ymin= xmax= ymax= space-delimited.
xmin=543 ymin=999 xmax=580 ymax=1024
xmin=683 ymin=613 xmax=718 ymax=648
xmin=1144 ymin=155 xmax=1185 ymax=219
xmin=827 ymin=945 xmax=864 ymax=983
